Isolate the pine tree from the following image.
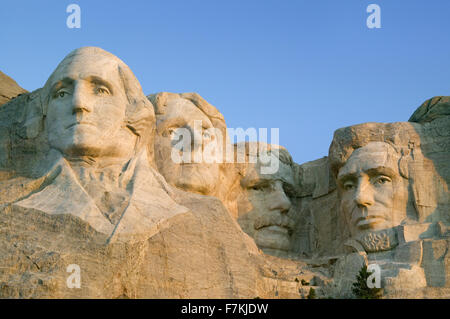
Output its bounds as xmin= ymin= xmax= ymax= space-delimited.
xmin=307 ymin=287 xmax=316 ymax=299
xmin=351 ymin=265 xmax=383 ymax=299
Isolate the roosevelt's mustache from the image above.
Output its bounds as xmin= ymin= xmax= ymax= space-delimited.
xmin=253 ymin=211 xmax=295 ymax=231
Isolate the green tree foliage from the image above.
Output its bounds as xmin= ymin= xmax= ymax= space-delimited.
xmin=307 ymin=287 xmax=316 ymax=299
xmin=352 ymin=265 xmax=383 ymax=299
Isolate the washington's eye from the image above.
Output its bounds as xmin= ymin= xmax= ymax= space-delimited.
xmin=95 ymin=86 xmax=110 ymax=95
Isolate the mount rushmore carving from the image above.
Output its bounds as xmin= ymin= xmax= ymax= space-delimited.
xmin=0 ymin=47 xmax=448 ymax=298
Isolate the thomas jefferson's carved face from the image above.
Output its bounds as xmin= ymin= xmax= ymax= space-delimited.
xmin=337 ymin=142 xmax=409 ymax=240
xmin=45 ymin=55 xmax=135 ymax=158
xmin=155 ymin=98 xmax=220 ymax=195
xmin=237 ymin=156 xmax=296 ymax=255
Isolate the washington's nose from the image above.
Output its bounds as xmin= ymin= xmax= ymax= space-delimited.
xmin=268 ymin=182 xmax=292 ymax=213
xmin=354 ymin=179 xmax=375 ymax=208
xmin=71 ymin=84 xmax=92 ymax=114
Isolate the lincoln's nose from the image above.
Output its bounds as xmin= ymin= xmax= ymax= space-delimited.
xmin=354 ymin=178 xmax=375 ymax=208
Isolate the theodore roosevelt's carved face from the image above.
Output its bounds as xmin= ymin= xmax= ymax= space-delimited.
xmin=45 ymin=54 xmax=135 ymax=159
xmin=337 ymin=142 xmax=409 ymax=239
xmin=237 ymin=154 xmax=296 ymax=255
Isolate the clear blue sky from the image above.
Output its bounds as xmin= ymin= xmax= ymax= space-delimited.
xmin=1 ymin=0 xmax=449 ymax=164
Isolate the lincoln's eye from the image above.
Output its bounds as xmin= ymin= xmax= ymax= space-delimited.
xmin=59 ymin=92 xmax=66 ymax=98
xmin=343 ymin=182 xmax=354 ymax=191
xmin=374 ymin=176 xmax=392 ymax=185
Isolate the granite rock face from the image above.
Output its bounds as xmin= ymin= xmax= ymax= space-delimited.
xmin=0 ymin=48 xmax=448 ymax=298
xmin=232 ymin=142 xmax=299 ymax=258
xmin=0 ymin=71 xmax=27 ymax=106
xmin=324 ymin=100 xmax=450 ymax=297
xmin=0 ymin=48 xmax=323 ymax=299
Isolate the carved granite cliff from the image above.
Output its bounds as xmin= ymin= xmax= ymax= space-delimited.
xmin=323 ymin=101 xmax=450 ymax=298
xmin=0 ymin=71 xmax=27 ymax=107
xmin=0 ymin=47 xmax=325 ymax=298
xmin=232 ymin=142 xmax=300 ymax=258
xmin=148 ymin=92 xmax=239 ymax=218
xmin=0 ymin=47 xmax=448 ymax=298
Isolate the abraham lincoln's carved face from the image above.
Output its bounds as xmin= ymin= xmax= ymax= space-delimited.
xmin=338 ymin=142 xmax=409 ymax=241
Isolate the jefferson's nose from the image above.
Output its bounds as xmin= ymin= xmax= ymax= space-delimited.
xmin=188 ymin=125 xmax=203 ymax=150
xmin=268 ymin=181 xmax=291 ymax=213
xmin=354 ymin=178 xmax=375 ymax=208
xmin=71 ymin=83 xmax=92 ymax=114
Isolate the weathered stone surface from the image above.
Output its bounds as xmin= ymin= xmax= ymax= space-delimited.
xmin=421 ymin=238 xmax=450 ymax=287
xmin=326 ymin=252 xmax=367 ymax=298
xmin=322 ymin=98 xmax=450 ymax=298
xmin=148 ymin=92 xmax=238 ymax=218
xmin=409 ymin=96 xmax=450 ymax=123
xmin=0 ymin=47 xmax=292 ymax=298
xmin=290 ymin=157 xmax=340 ymax=258
xmin=382 ymin=264 xmax=428 ymax=294
xmin=0 ymin=71 xmax=27 ymax=106
xmin=232 ymin=142 xmax=299 ymax=258
xmin=0 ymin=50 xmax=448 ymax=299
xmin=0 ymin=191 xmax=270 ymax=298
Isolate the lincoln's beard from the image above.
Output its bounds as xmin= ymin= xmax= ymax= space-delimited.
xmin=355 ymin=227 xmax=399 ymax=253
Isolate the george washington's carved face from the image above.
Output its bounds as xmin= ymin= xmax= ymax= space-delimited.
xmin=45 ymin=54 xmax=136 ymax=159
